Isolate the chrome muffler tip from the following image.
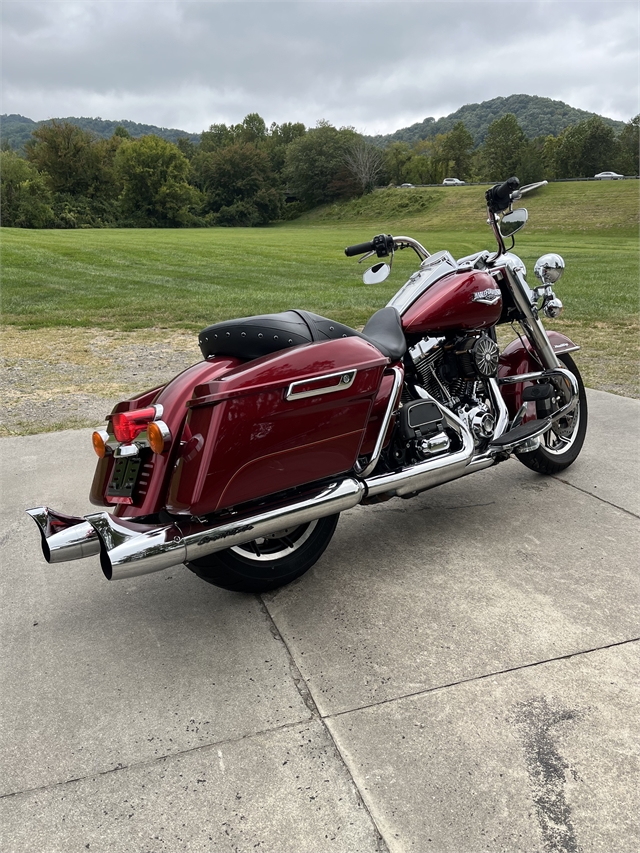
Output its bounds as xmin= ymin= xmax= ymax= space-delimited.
xmin=85 ymin=512 xmax=187 ymax=581
xmin=26 ymin=506 xmax=100 ymax=563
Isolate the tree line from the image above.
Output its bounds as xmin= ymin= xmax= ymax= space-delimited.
xmin=1 ymin=111 xmax=637 ymax=229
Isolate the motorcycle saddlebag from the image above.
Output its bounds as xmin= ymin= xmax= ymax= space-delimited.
xmin=166 ymin=337 xmax=388 ymax=516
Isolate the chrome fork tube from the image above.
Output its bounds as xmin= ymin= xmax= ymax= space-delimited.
xmin=502 ymin=264 xmax=561 ymax=370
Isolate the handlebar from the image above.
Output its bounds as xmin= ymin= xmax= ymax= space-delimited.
xmin=485 ymin=176 xmax=520 ymax=213
xmin=345 ymin=234 xmax=395 ymax=258
xmin=345 ymin=240 xmax=375 ymax=257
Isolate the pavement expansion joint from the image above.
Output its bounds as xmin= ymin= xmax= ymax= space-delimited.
xmin=259 ymin=594 xmax=392 ymax=853
xmin=322 ymin=636 xmax=640 ymax=721
xmin=552 ymin=475 xmax=640 ymax=518
xmin=0 ymin=716 xmax=317 ymax=802
xmin=257 ymin=594 xmax=322 ymax=720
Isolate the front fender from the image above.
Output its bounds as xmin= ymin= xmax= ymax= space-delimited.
xmin=498 ymin=331 xmax=579 ymax=419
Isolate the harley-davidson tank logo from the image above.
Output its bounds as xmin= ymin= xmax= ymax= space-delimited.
xmin=472 ymin=288 xmax=501 ymax=305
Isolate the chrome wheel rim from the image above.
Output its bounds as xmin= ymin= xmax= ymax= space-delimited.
xmin=229 ymin=520 xmax=318 ymax=562
xmin=543 ymin=399 xmax=581 ymax=455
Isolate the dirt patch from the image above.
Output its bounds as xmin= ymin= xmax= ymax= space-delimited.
xmin=0 ymin=327 xmax=201 ymax=436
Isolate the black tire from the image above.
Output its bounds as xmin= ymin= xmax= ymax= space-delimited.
xmin=186 ymin=514 xmax=339 ymax=593
xmin=516 ymin=353 xmax=588 ymax=475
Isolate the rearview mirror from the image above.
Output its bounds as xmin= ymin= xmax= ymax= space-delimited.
xmin=499 ymin=208 xmax=528 ymax=238
xmin=363 ymin=262 xmax=391 ymax=285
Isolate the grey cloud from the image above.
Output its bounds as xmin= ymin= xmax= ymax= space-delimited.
xmin=1 ymin=1 xmax=637 ymax=134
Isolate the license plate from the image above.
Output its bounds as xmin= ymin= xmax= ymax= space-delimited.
xmin=107 ymin=457 xmax=141 ymax=499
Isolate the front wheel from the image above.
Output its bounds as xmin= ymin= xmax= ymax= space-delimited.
xmin=516 ymin=353 xmax=588 ymax=475
xmin=186 ymin=514 xmax=340 ymax=593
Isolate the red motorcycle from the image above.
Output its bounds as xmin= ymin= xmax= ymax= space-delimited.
xmin=28 ymin=177 xmax=587 ymax=592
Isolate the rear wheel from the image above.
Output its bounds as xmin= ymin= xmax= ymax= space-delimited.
xmin=186 ymin=514 xmax=339 ymax=593
xmin=516 ymin=353 xmax=588 ymax=475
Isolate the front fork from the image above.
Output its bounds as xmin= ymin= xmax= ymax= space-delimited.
xmin=501 ymin=263 xmax=562 ymax=371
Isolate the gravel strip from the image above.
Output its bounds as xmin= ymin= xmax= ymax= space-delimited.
xmin=1 ymin=327 xmax=201 ymax=436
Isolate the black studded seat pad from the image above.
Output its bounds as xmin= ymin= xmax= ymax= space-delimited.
xmin=199 ymin=307 xmax=406 ymax=362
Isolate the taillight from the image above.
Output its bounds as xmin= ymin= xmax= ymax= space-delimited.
xmin=111 ymin=407 xmax=156 ymax=443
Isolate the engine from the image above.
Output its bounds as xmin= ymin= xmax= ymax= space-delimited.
xmin=392 ymin=332 xmax=501 ymax=466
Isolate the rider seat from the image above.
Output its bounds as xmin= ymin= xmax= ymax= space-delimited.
xmin=199 ymin=307 xmax=406 ymax=363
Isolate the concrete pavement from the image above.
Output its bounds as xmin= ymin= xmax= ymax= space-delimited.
xmin=1 ymin=389 xmax=638 ymax=852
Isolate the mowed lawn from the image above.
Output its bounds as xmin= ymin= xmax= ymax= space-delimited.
xmin=2 ymin=180 xmax=639 ymax=403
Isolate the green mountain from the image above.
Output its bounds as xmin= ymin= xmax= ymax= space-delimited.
xmin=1 ymin=94 xmax=629 ymax=154
xmin=366 ymin=94 xmax=627 ymax=148
xmin=0 ymin=114 xmax=200 ymax=151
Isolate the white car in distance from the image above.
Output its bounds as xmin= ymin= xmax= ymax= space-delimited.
xmin=594 ymin=171 xmax=624 ymax=179
xmin=443 ymin=178 xmax=465 ymax=186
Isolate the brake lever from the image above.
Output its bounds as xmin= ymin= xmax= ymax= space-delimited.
xmin=357 ymin=251 xmax=376 ymax=264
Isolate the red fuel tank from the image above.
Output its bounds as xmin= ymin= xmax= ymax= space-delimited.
xmin=401 ymin=270 xmax=501 ymax=334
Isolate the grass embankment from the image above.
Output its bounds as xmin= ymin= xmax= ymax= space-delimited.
xmin=1 ymin=180 xmax=638 ymax=435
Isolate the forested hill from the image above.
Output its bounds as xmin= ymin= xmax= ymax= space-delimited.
xmin=3 ymin=94 xmax=628 ymax=153
xmin=366 ymin=95 xmax=626 ymax=148
xmin=1 ymin=114 xmax=200 ymax=151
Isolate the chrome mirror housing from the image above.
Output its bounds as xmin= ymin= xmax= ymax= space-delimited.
xmin=534 ymin=253 xmax=565 ymax=285
xmin=363 ymin=262 xmax=391 ymax=285
xmin=498 ymin=208 xmax=528 ymax=238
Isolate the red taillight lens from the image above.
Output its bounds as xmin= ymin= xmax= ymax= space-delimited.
xmin=111 ymin=407 xmax=156 ymax=443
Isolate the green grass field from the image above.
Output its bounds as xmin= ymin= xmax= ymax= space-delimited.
xmin=1 ymin=179 xmax=638 ymax=402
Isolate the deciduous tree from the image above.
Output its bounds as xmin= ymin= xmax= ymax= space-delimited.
xmin=481 ymin=114 xmax=527 ymax=180
xmin=0 ymin=150 xmax=54 ymax=227
xmin=25 ymin=121 xmax=101 ymax=196
xmin=284 ymin=122 xmax=359 ymax=206
xmin=616 ymin=115 xmax=639 ymax=175
xmin=193 ymin=142 xmax=282 ymax=225
xmin=344 ymin=139 xmax=384 ymax=194
xmin=441 ymin=121 xmax=475 ymax=180
xmin=115 ymin=135 xmax=200 ymax=226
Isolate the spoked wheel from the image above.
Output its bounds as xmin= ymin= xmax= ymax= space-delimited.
xmin=517 ymin=353 xmax=588 ymax=475
xmin=186 ymin=514 xmax=340 ymax=593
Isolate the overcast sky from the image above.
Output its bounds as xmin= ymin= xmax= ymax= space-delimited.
xmin=2 ymin=1 xmax=638 ymax=135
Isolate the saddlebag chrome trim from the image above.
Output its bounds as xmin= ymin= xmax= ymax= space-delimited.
xmin=354 ymin=366 xmax=403 ymax=478
xmin=285 ymin=369 xmax=357 ymax=401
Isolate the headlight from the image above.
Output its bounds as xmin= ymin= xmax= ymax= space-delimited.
xmin=534 ymin=253 xmax=565 ymax=285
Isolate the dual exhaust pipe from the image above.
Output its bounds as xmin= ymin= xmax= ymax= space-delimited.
xmin=27 ymin=478 xmax=366 ymax=581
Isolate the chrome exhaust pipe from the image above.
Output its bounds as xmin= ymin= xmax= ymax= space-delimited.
xmin=86 ymin=478 xmax=365 ymax=581
xmin=365 ymin=425 xmax=476 ymax=498
xmin=365 ymin=405 xmax=492 ymax=499
xmin=26 ymin=507 xmax=101 ymax=563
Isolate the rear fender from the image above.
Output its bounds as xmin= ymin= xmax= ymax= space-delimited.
xmin=498 ymin=331 xmax=579 ymax=419
xmin=90 ymin=357 xmax=241 ymax=517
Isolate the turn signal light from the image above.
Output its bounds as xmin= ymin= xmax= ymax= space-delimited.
xmin=148 ymin=420 xmax=171 ymax=454
xmin=111 ymin=407 xmax=156 ymax=443
xmin=92 ymin=430 xmax=109 ymax=458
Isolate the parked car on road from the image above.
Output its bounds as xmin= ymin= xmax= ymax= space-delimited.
xmin=399 ymin=183 xmax=414 ymax=188
xmin=594 ymin=171 xmax=623 ymax=180
xmin=443 ymin=178 xmax=465 ymax=186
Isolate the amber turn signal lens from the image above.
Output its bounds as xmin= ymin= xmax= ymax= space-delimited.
xmin=148 ymin=421 xmax=170 ymax=454
xmin=92 ymin=431 xmax=107 ymax=458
